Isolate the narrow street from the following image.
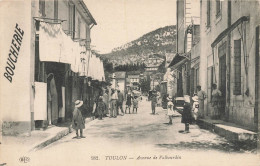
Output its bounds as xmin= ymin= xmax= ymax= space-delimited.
xmin=29 ymin=97 xmax=258 ymax=166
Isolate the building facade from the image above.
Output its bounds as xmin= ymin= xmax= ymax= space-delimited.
xmin=168 ymin=0 xmax=200 ymax=97
xmin=200 ymin=0 xmax=260 ymax=130
xmin=0 ymin=0 xmax=106 ymax=135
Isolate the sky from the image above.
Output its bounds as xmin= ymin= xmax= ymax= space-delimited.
xmin=84 ymin=0 xmax=177 ymax=54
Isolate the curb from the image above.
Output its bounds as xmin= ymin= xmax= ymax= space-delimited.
xmin=30 ymin=117 xmax=95 ymax=151
xmin=31 ymin=127 xmax=70 ymax=151
xmin=197 ymin=119 xmax=257 ymax=144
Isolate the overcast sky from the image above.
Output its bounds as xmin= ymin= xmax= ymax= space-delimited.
xmin=84 ymin=0 xmax=177 ymax=54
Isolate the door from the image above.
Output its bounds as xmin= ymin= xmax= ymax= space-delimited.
xmin=219 ymin=54 xmax=226 ymax=117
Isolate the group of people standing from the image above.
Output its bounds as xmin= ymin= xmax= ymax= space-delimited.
xmin=163 ymin=84 xmax=223 ymax=133
xmin=98 ymin=89 xmax=140 ymax=119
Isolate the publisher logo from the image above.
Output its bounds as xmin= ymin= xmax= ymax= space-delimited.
xmin=19 ymin=156 xmax=30 ymax=163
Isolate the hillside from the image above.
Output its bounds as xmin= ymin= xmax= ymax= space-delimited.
xmin=99 ymin=25 xmax=176 ymax=67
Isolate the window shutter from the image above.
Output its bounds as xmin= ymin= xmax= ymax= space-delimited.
xmin=234 ymin=39 xmax=242 ymax=95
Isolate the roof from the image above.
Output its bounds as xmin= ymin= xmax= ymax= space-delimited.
xmin=79 ymin=0 xmax=97 ymax=25
xmin=168 ymin=53 xmax=190 ymax=68
xmin=115 ymin=72 xmax=126 ymax=79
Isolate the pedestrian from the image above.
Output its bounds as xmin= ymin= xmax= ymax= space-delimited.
xmin=72 ymin=100 xmax=85 ymax=139
xmin=125 ymin=92 xmax=132 ymax=114
xmin=117 ymin=90 xmax=124 ymax=116
xmin=97 ymin=96 xmax=106 ymax=120
xmin=196 ymin=85 xmax=207 ymax=118
xmin=133 ymin=96 xmax=139 ymax=113
xmin=181 ymin=95 xmax=192 ymax=133
xmin=103 ymin=89 xmax=109 ymax=117
xmin=167 ymin=96 xmax=174 ymax=124
xmin=110 ymin=89 xmax=118 ymax=118
xmin=192 ymin=95 xmax=199 ymax=122
xmin=156 ymin=91 xmax=161 ymax=107
xmin=211 ymin=84 xmax=222 ymax=119
xmin=151 ymin=92 xmax=157 ymax=115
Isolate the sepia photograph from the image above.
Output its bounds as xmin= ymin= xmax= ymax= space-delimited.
xmin=0 ymin=0 xmax=259 ymax=165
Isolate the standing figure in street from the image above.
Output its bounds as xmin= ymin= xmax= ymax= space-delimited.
xmin=110 ymin=89 xmax=118 ymax=118
xmin=211 ymin=84 xmax=222 ymax=119
xmin=72 ymin=100 xmax=85 ymax=139
xmin=117 ymin=90 xmax=124 ymax=116
xmin=97 ymin=96 xmax=106 ymax=120
xmin=125 ymin=92 xmax=133 ymax=114
xmin=133 ymin=96 xmax=139 ymax=114
xmin=192 ymin=95 xmax=199 ymax=122
xmin=103 ymin=89 xmax=109 ymax=117
xmin=167 ymin=96 xmax=174 ymax=124
xmin=181 ymin=95 xmax=192 ymax=133
xmin=196 ymin=85 xmax=207 ymax=118
xmin=151 ymin=92 xmax=157 ymax=115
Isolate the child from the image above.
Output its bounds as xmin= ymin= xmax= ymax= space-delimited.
xmin=167 ymin=96 xmax=174 ymax=124
xmin=133 ymin=96 xmax=139 ymax=113
xmin=97 ymin=96 xmax=106 ymax=120
xmin=181 ymin=95 xmax=192 ymax=133
xmin=192 ymin=95 xmax=199 ymax=122
xmin=151 ymin=92 xmax=157 ymax=115
xmin=72 ymin=100 xmax=85 ymax=139
xmin=125 ymin=92 xmax=132 ymax=114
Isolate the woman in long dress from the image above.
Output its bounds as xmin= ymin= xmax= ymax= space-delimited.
xmin=211 ymin=84 xmax=222 ymax=119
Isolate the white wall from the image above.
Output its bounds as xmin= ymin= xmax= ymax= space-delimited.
xmin=0 ymin=1 xmax=32 ymax=124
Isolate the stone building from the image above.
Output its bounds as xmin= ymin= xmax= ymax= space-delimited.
xmin=200 ymin=0 xmax=260 ymax=130
xmin=0 ymin=0 xmax=106 ymax=135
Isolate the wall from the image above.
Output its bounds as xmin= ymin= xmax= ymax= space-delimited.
xmin=200 ymin=0 xmax=228 ymax=117
xmin=228 ymin=1 xmax=260 ymax=129
xmin=200 ymin=0 xmax=260 ymax=129
xmin=0 ymin=0 xmax=32 ymax=135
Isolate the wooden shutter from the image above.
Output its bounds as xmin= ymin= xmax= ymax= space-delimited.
xmin=234 ymin=39 xmax=242 ymax=95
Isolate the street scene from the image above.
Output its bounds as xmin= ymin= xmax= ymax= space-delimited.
xmin=0 ymin=0 xmax=260 ymax=166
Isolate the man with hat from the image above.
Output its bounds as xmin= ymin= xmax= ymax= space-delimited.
xmin=72 ymin=100 xmax=85 ymax=139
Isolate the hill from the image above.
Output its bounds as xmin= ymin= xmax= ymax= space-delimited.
xmin=99 ymin=25 xmax=176 ymax=67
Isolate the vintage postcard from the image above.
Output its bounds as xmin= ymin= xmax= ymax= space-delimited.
xmin=0 ymin=0 xmax=259 ymax=166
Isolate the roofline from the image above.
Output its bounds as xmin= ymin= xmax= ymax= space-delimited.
xmin=79 ymin=0 xmax=97 ymax=25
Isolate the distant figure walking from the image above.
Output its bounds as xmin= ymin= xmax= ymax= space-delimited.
xmin=97 ymin=96 xmax=106 ymax=120
xmin=117 ymin=90 xmax=124 ymax=116
xmin=103 ymin=89 xmax=109 ymax=117
xmin=72 ymin=100 xmax=85 ymax=139
xmin=125 ymin=92 xmax=133 ymax=114
xmin=151 ymin=92 xmax=157 ymax=115
xmin=110 ymin=89 xmax=118 ymax=118
xmin=133 ymin=96 xmax=139 ymax=113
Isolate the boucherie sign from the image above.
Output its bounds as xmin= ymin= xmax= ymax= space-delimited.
xmin=3 ymin=23 xmax=24 ymax=83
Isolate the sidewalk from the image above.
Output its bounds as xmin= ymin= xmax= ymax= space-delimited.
xmin=197 ymin=117 xmax=257 ymax=145
xmin=1 ymin=117 xmax=94 ymax=152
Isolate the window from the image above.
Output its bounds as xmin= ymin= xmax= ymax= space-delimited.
xmin=216 ymin=0 xmax=221 ymax=17
xmin=207 ymin=0 xmax=211 ymax=27
xmin=39 ymin=0 xmax=45 ymax=17
xmin=78 ymin=18 xmax=81 ymax=38
xmin=54 ymin=0 xmax=58 ymax=20
xmin=233 ymin=39 xmax=241 ymax=95
xmin=69 ymin=3 xmax=75 ymax=37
